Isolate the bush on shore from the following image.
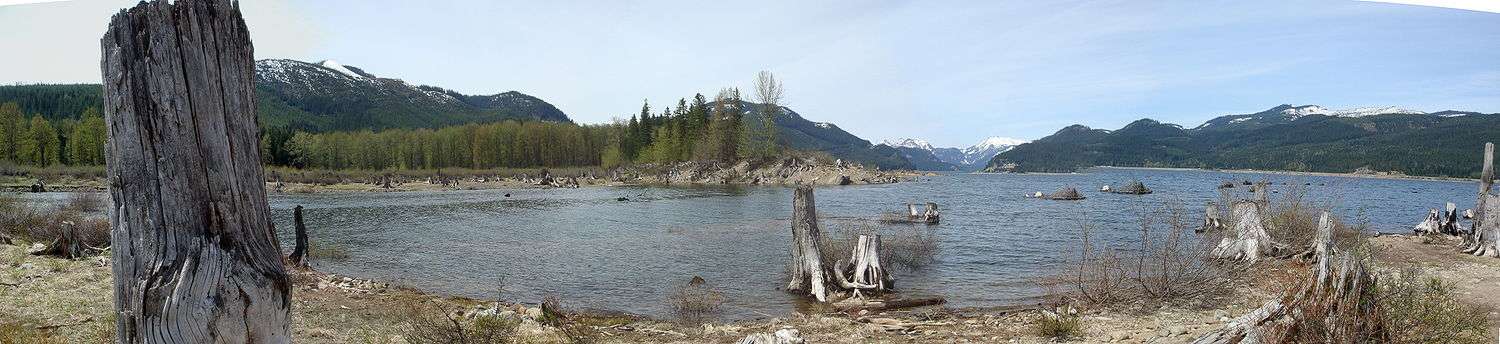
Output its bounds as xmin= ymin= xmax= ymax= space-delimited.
xmin=0 ymin=193 xmax=110 ymax=257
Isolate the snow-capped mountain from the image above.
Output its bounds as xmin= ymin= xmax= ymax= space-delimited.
xmin=1196 ymin=104 xmax=1426 ymax=130
xmin=961 ymin=137 xmax=1027 ymax=165
xmin=882 ymin=138 xmax=936 ymax=151
xmin=879 ymin=136 xmax=1029 ymax=171
xmin=254 ymin=58 xmax=570 ymax=130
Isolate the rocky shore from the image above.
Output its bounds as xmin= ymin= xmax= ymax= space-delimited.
xmin=611 ymin=157 xmax=913 ymax=186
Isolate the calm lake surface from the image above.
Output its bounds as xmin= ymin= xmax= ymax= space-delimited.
xmin=9 ymin=168 xmax=1474 ymax=318
xmin=241 ymin=168 xmax=1472 ymax=319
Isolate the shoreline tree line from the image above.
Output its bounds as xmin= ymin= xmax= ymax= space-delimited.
xmin=0 ymin=72 xmax=787 ymax=172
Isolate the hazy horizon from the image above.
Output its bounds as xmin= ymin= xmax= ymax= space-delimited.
xmin=3 ymin=0 xmax=1499 ymax=147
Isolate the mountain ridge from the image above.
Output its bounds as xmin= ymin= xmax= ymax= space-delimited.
xmin=987 ymin=104 xmax=1500 ymax=177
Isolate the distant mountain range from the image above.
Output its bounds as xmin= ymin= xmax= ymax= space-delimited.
xmin=254 ymin=59 xmax=571 ymax=130
xmin=987 ymin=104 xmax=1500 ymax=178
xmin=0 ymin=59 xmax=916 ymax=170
xmin=880 ymin=137 xmax=1027 ymax=171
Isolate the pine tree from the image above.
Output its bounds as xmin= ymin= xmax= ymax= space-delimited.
xmin=0 ymin=102 xmax=22 ymax=162
xmin=68 ymin=107 xmax=107 ymax=165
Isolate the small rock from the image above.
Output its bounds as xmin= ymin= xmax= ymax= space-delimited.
xmin=1108 ymin=331 xmax=1132 ymax=341
xmin=1170 ymin=325 xmax=1189 ymax=336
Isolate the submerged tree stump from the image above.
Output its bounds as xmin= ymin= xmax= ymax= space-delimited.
xmin=787 ymin=186 xmax=831 ymax=301
xmin=832 ymin=235 xmax=891 ymax=299
xmin=288 ymin=205 xmax=310 ymax=268
xmin=102 ymin=0 xmax=290 ymax=342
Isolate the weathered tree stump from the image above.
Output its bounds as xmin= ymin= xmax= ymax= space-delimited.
xmin=1413 ymin=209 xmax=1441 ymax=235
xmin=1438 ymin=202 xmax=1460 ymax=235
xmin=1201 ymin=202 xmax=1224 ymax=233
xmin=102 ymin=0 xmax=290 ymax=341
xmin=288 ymin=205 xmax=310 ymax=268
xmin=1211 ymin=201 xmax=1285 ymax=263
xmin=33 ymin=220 xmax=87 ymax=259
xmin=787 ymin=186 xmax=831 ymax=301
xmin=1195 ymin=211 xmax=1382 ymax=344
xmin=1464 ymin=142 xmax=1499 ymax=257
xmin=832 ymin=234 xmax=890 ymax=299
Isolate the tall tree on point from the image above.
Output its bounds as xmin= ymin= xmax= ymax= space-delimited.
xmin=749 ymin=70 xmax=785 ymax=158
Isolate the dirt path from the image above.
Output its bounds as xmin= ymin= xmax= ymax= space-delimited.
xmin=1370 ymin=235 xmax=1500 ymax=324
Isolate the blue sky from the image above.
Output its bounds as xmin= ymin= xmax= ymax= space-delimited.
xmin=2 ymin=0 xmax=1498 ymax=147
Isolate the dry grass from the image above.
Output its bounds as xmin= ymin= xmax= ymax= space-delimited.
xmin=1378 ymin=268 xmax=1490 ymax=343
xmin=0 ymin=245 xmax=115 ymax=343
xmin=667 ymin=276 xmax=725 ymax=325
xmin=403 ymin=300 xmax=520 ymax=344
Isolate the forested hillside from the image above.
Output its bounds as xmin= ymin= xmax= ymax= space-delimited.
xmin=987 ymin=105 xmax=1500 ymax=178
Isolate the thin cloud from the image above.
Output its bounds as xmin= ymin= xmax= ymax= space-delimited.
xmin=0 ymin=0 xmax=72 ymax=7
xmin=1360 ymin=0 xmax=1500 ymax=14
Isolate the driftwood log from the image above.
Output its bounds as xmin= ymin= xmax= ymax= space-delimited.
xmin=288 ymin=205 xmax=310 ymax=268
xmin=102 ymin=0 xmax=291 ymax=342
xmin=787 ymin=186 xmax=832 ymax=302
xmin=1211 ymin=201 xmax=1286 ymax=263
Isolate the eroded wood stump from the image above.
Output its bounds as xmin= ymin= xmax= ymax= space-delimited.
xmin=288 ymin=205 xmax=310 ymax=268
xmin=787 ymin=186 xmax=831 ymax=301
xmin=102 ymin=0 xmax=290 ymax=341
xmin=1464 ymin=142 xmax=1499 ymax=257
xmin=1211 ymin=201 xmax=1285 ymax=263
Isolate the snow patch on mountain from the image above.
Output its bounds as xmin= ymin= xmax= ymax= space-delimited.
xmin=882 ymin=138 xmax=935 ymax=151
xmin=319 ymin=60 xmax=366 ymax=80
xmin=1278 ymin=105 xmax=1423 ymax=119
xmin=961 ymin=136 xmax=1027 ymax=165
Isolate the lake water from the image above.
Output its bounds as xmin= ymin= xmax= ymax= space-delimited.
xmin=15 ymin=168 xmax=1467 ymax=318
xmin=248 ymin=167 xmax=1477 ymax=319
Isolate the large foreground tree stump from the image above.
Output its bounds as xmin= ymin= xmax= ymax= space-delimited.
xmin=787 ymin=186 xmax=831 ymax=301
xmin=1464 ymin=143 xmax=1499 ymax=257
xmin=102 ymin=0 xmax=290 ymax=342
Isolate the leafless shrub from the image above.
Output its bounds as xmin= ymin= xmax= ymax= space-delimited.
xmin=1039 ymin=220 xmax=1131 ymax=305
xmin=1043 ymin=201 xmax=1237 ymax=307
xmin=819 ymin=221 xmax=938 ymax=272
xmin=60 ymin=192 xmax=104 ymax=213
xmin=403 ymin=301 xmax=518 ymax=344
xmin=1132 ymin=203 xmax=1234 ymax=301
xmin=667 ymin=276 xmax=724 ymax=325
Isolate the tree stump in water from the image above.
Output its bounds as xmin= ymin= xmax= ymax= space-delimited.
xmin=1211 ymin=201 xmax=1285 ymax=263
xmin=832 ymin=235 xmax=890 ymax=299
xmin=101 ymin=0 xmax=290 ymax=341
xmin=288 ymin=205 xmax=310 ymax=268
xmin=787 ymin=186 xmax=831 ymax=301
